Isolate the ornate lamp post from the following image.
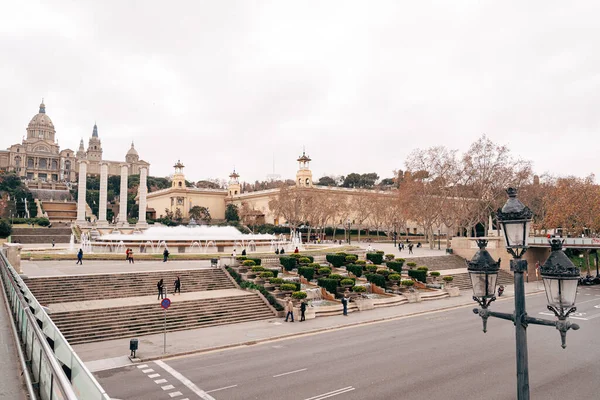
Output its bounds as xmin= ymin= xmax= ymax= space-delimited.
xmin=471 ymin=188 xmax=580 ymax=400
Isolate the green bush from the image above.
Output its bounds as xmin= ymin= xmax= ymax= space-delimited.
xmin=308 ymin=263 xmax=321 ymax=269
xmin=227 ymin=267 xmax=283 ymax=311
xmin=376 ymin=250 xmax=384 ymax=255
xmin=416 ymin=266 xmax=429 ymax=272
xmin=243 ymin=260 xmax=257 ymax=267
xmin=290 ymin=253 xmax=303 ymax=258
xmin=335 ymin=252 xmax=348 ymax=257
xmin=0 ymin=220 xmax=12 ymax=239
xmin=352 ymin=285 xmax=367 ymax=293
xmin=280 ymin=283 xmax=297 ymax=291
xmin=406 ymin=262 xmax=417 ymax=267
xmin=318 ymin=267 xmax=332 ymax=276
xmin=386 ymin=260 xmax=403 ymax=274
xmin=248 ymin=258 xmax=262 ymax=265
xmin=269 ymin=269 xmax=279 ymax=278
xmin=366 ymin=253 xmax=384 ymax=265
xmin=251 ymin=266 xmax=265 ymax=272
xmin=298 ymin=257 xmax=311 ymax=264
xmin=292 ymin=291 xmax=307 ymax=300
xmin=298 ymin=266 xmax=315 ymax=281
xmin=37 ymin=218 xmax=50 ymax=227
xmin=396 ymin=258 xmax=406 ymax=263
xmin=365 ymin=265 xmax=378 ymax=273
xmin=328 ymin=274 xmax=344 ymax=280
xmin=345 ymin=255 xmax=358 ymax=263
xmin=346 ymin=264 xmax=363 ymax=278
xmin=443 ymin=276 xmax=454 ymax=282
xmin=401 ymin=280 xmax=415 ymax=287
xmin=430 ymin=271 xmax=441 ymax=277
xmin=260 ymin=271 xmax=274 ymax=278
xmin=376 ymin=268 xmax=390 ymax=278
xmin=408 ymin=269 xmax=427 ymax=283
xmin=388 ymin=274 xmax=401 ymax=281
xmin=340 ymin=278 xmax=355 ymax=286
xmin=269 ymin=278 xmax=284 ymax=285
xmin=236 ymin=256 xmax=248 ymax=261
xmin=385 ymin=254 xmax=395 ymax=261
xmin=317 ymin=278 xmax=339 ymax=295
xmin=226 ymin=267 xmax=243 ymax=284
xmin=326 ymin=254 xmax=346 ymax=268
xmin=280 ymin=257 xmax=298 ymax=271
xmin=365 ymin=273 xmax=386 ymax=288
xmin=355 ymin=260 xmax=366 ymax=266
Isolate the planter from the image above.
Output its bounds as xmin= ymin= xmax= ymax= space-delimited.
xmin=254 ymin=277 xmax=265 ymax=285
xmin=445 ymin=286 xmax=460 ymax=297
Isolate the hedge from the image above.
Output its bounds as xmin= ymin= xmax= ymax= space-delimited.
xmin=292 ymin=291 xmax=307 ymax=299
xmin=416 ymin=266 xmax=429 ymax=272
xmin=226 ymin=267 xmax=283 ymax=311
xmin=376 ymin=268 xmax=390 ymax=278
xmin=365 ymin=273 xmax=386 ymax=288
xmin=280 ymin=256 xmax=297 ymax=271
xmin=388 ymin=273 xmax=401 ymax=281
xmin=326 ymin=254 xmax=346 ymax=268
xmin=269 ymin=269 xmax=280 ymax=278
xmin=280 ymin=283 xmax=297 ymax=291
xmin=346 ymin=264 xmax=363 ymax=278
xmin=402 ymin=280 xmax=415 ymax=287
xmin=248 ymin=258 xmax=262 ymax=265
xmin=340 ymin=278 xmax=355 ymax=286
xmin=298 ymin=266 xmax=315 ymax=281
xmin=430 ymin=271 xmax=441 ymax=277
xmin=408 ymin=269 xmax=427 ymax=283
xmin=386 ymin=261 xmax=403 ymax=274
xmin=443 ymin=276 xmax=454 ymax=282
xmin=352 ymin=285 xmax=367 ymax=293
xmin=317 ymin=278 xmax=339 ymax=296
xmin=355 ymin=260 xmax=367 ymax=265
xmin=365 ymin=265 xmax=378 ymax=273
xmin=259 ymin=271 xmax=274 ymax=278
xmin=406 ymin=262 xmax=417 ymax=267
xmin=345 ymin=255 xmax=358 ymax=263
xmin=328 ymin=274 xmax=344 ymax=281
xmin=269 ymin=278 xmax=284 ymax=285
xmin=298 ymin=257 xmax=311 ymax=264
xmin=385 ymin=254 xmax=395 ymax=261
xmin=250 ymin=266 xmax=264 ymax=272
xmin=318 ymin=267 xmax=332 ymax=276
xmin=366 ymin=253 xmax=384 ymax=265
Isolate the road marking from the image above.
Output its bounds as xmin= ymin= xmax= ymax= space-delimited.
xmin=162 ymin=385 xmax=175 ymax=390
xmin=205 ymin=384 xmax=238 ymax=393
xmin=304 ymin=386 xmax=355 ymax=400
xmin=538 ymin=312 xmax=588 ymax=320
xmin=155 ymin=360 xmax=216 ymax=400
xmin=273 ymin=368 xmax=307 ymax=378
xmin=155 ymin=379 xmax=168 ymax=384
xmin=142 ymin=369 xmax=154 ymax=373
xmin=169 ymin=392 xmax=183 ymax=398
xmin=148 ymin=374 xmax=161 ymax=378
xmin=137 ymin=364 xmax=148 ymax=369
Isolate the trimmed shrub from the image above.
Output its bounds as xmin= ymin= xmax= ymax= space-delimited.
xmin=290 ymin=253 xmax=303 ymax=258
xmin=326 ymin=254 xmax=346 ymax=268
xmin=346 ymin=264 xmax=363 ymax=278
xmin=298 ymin=266 xmax=315 ymax=281
xmin=335 ymin=252 xmax=348 ymax=257
xmin=385 ymin=254 xmax=395 ymax=261
xmin=292 ymin=291 xmax=307 ymax=300
xmin=269 ymin=277 xmax=284 ymax=285
xmin=408 ymin=269 xmax=427 ymax=283
xmin=387 ymin=261 xmax=403 ymax=274
xmin=401 ymin=280 xmax=415 ymax=287
xmin=317 ymin=278 xmax=339 ymax=295
xmin=396 ymin=258 xmax=406 ymax=263
xmin=308 ymin=263 xmax=321 ymax=269
xmin=376 ymin=250 xmax=385 ymax=255
xmin=280 ymin=257 xmax=298 ymax=271
xmin=430 ymin=271 xmax=441 ymax=277
xmin=366 ymin=252 xmax=384 ymax=265
xmin=280 ymin=283 xmax=297 ymax=291
xmin=352 ymin=285 xmax=367 ymax=293
xmin=443 ymin=276 xmax=454 ymax=282
xmin=227 ymin=267 xmax=283 ymax=311
xmin=236 ymin=256 xmax=248 ymax=261
xmin=318 ymin=267 xmax=332 ymax=276
xmin=340 ymin=278 xmax=355 ymax=286
xmin=251 ymin=266 xmax=265 ymax=272
xmin=328 ymin=274 xmax=344 ymax=281
xmin=37 ymin=218 xmax=50 ymax=227
xmin=355 ymin=260 xmax=366 ymax=266
xmin=345 ymin=255 xmax=358 ymax=263
xmin=269 ymin=269 xmax=280 ymax=278
xmin=376 ymin=268 xmax=390 ymax=278
xmin=388 ymin=273 xmax=401 ymax=281
xmin=0 ymin=220 xmax=12 ymax=239
xmin=298 ymin=257 xmax=311 ymax=264
xmin=406 ymin=262 xmax=417 ymax=268
xmin=243 ymin=260 xmax=256 ymax=267
xmin=365 ymin=273 xmax=386 ymax=288
xmin=260 ymin=271 xmax=274 ymax=278
xmin=365 ymin=265 xmax=378 ymax=273
xmin=248 ymin=258 xmax=262 ymax=265
xmin=416 ymin=266 xmax=429 ymax=272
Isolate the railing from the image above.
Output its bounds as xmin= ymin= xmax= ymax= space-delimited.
xmin=529 ymin=237 xmax=600 ymax=247
xmin=0 ymin=249 xmax=110 ymax=400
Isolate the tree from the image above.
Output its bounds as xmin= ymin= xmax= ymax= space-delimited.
xmin=189 ymin=205 xmax=211 ymax=223
xmin=0 ymin=219 xmax=12 ymax=238
xmin=196 ymin=180 xmax=221 ymax=189
xmin=317 ymin=176 xmax=337 ymax=186
xmin=350 ymin=191 xmax=374 ymax=242
xmin=225 ymin=204 xmax=240 ymax=222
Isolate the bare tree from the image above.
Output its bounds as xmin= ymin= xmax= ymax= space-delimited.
xmin=351 ymin=191 xmax=374 ymax=243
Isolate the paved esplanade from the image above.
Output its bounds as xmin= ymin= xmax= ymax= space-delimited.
xmin=96 ymin=286 xmax=600 ymax=400
xmin=0 ymin=290 xmax=27 ymax=399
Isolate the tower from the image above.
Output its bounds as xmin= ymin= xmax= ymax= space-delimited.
xmin=172 ymin=160 xmax=186 ymax=189
xmin=86 ymin=123 xmax=103 ymax=161
xmin=76 ymin=138 xmax=86 ymax=159
xmin=295 ymin=150 xmax=313 ymax=187
xmin=228 ymin=169 xmax=241 ymax=196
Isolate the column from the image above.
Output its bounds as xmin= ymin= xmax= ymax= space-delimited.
xmin=76 ymin=160 xmax=88 ymax=225
xmin=117 ymin=164 xmax=128 ymax=226
xmin=136 ymin=166 xmax=148 ymax=228
xmin=97 ymin=162 xmax=108 ymax=227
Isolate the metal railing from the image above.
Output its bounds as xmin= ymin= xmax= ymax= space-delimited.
xmin=0 ymin=249 xmax=110 ymax=400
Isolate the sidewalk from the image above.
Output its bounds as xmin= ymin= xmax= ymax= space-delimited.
xmin=80 ymin=282 xmax=545 ymax=372
xmin=0 ymin=287 xmax=28 ymax=399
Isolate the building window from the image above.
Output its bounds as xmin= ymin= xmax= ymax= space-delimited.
xmin=65 ymin=160 xmax=71 ymax=170
xmin=39 ymin=159 xmax=47 ymax=169
xmin=178 ymin=182 xmax=182 ymax=187
xmin=14 ymin=156 xmax=21 ymax=167
xmin=51 ymin=160 xmax=58 ymax=170
xmin=234 ymin=190 xmax=238 ymax=195
xmin=306 ymin=178 xmax=310 ymax=185
xmin=28 ymin=158 xmax=34 ymax=168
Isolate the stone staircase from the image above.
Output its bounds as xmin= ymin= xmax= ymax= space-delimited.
xmin=404 ymin=255 xmax=468 ymax=270
xmin=446 ymin=270 xmax=514 ymax=291
xmin=50 ymin=294 xmax=273 ymax=344
xmin=42 ymin=201 xmax=77 ymax=221
xmin=11 ymin=226 xmax=72 ymax=244
xmin=23 ymin=268 xmax=236 ymax=306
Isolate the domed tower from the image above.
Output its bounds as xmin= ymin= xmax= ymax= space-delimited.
xmin=26 ymin=100 xmax=56 ymax=142
xmin=76 ymin=138 xmax=86 ymax=159
xmin=86 ymin=123 xmax=103 ymax=161
xmin=125 ymin=142 xmax=139 ymax=163
xmin=172 ymin=160 xmax=186 ymax=189
xmin=228 ymin=169 xmax=241 ymax=196
xmin=296 ymin=150 xmax=313 ymax=187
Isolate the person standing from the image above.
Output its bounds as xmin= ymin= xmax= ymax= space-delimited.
xmin=241 ymin=248 xmax=247 ymax=256
xmin=163 ymin=248 xmax=169 ymax=262
xmin=157 ymin=279 xmax=164 ymax=300
xmin=174 ymin=276 xmax=181 ymax=295
xmin=76 ymin=249 xmax=83 ymax=265
xmin=284 ymin=298 xmax=294 ymax=322
xmin=280 ymin=248 xmax=285 ymax=254
xmin=408 ymin=244 xmax=413 ymax=254
xmin=128 ymin=248 xmax=134 ymax=264
xmin=341 ymin=295 xmax=348 ymax=316
xmin=52 ymin=239 xmax=55 ymax=248
xmin=126 ymin=248 xmax=130 ymax=261
xmin=300 ymin=300 xmax=307 ymax=322
xmin=232 ymin=248 xmax=237 ymax=257
xmin=294 ymin=247 xmax=299 ymax=253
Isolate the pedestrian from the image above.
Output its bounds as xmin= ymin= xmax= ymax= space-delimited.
xmin=76 ymin=249 xmax=83 ymax=265
xmin=398 ymin=242 xmax=402 ymax=252
xmin=241 ymin=248 xmax=247 ymax=256
xmin=408 ymin=244 xmax=413 ymax=254
xmin=52 ymin=239 xmax=55 ymax=247
xmin=280 ymin=248 xmax=285 ymax=255
xmin=126 ymin=248 xmax=130 ymax=261
xmin=174 ymin=276 xmax=181 ymax=294
xmin=284 ymin=298 xmax=294 ymax=322
xmin=367 ymin=244 xmax=373 ymax=252
xmin=294 ymin=247 xmax=299 ymax=253
xmin=232 ymin=248 xmax=237 ymax=257
xmin=341 ymin=295 xmax=348 ymax=316
xmin=163 ymin=248 xmax=169 ymax=262
xmin=157 ymin=279 xmax=164 ymax=299
xmin=275 ymin=248 xmax=280 ymax=255
xmin=300 ymin=300 xmax=307 ymax=322
xmin=128 ymin=248 xmax=134 ymax=264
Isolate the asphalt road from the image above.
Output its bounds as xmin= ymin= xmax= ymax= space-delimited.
xmin=96 ymin=286 xmax=600 ymax=400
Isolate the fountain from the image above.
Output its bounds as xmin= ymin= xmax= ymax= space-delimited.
xmin=69 ymin=234 xmax=75 ymax=252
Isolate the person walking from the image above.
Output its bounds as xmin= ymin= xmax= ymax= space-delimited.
xmin=284 ymin=298 xmax=294 ymax=322
xmin=300 ymin=300 xmax=307 ymax=322
xmin=275 ymin=248 xmax=279 ymax=255
xmin=408 ymin=244 xmax=413 ymax=254
xmin=126 ymin=248 xmax=130 ymax=261
xmin=76 ymin=249 xmax=83 ymax=265
xmin=241 ymin=248 xmax=247 ymax=256
xmin=157 ymin=279 xmax=164 ymax=300
xmin=280 ymin=248 xmax=285 ymax=254
xmin=232 ymin=248 xmax=237 ymax=257
xmin=174 ymin=276 xmax=181 ymax=295
xmin=52 ymin=239 xmax=55 ymax=248
xmin=163 ymin=248 xmax=169 ymax=262
xmin=341 ymin=295 xmax=348 ymax=316
xmin=128 ymin=248 xmax=134 ymax=264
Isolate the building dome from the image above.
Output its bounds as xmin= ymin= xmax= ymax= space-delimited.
xmin=127 ymin=142 xmax=138 ymax=157
xmin=28 ymin=101 xmax=55 ymax=130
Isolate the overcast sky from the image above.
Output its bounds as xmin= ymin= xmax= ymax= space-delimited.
xmin=1 ymin=1 xmax=599 ymax=183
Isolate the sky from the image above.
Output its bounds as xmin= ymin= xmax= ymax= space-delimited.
xmin=1 ymin=1 xmax=599 ymax=183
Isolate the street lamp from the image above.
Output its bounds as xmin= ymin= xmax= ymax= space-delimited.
xmin=471 ymin=188 xmax=580 ymax=400
xmin=438 ymin=229 xmax=441 ymax=250
xmin=346 ymin=218 xmax=352 ymax=245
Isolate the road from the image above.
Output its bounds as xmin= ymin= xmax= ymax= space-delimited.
xmin=96 ymin=286 xmax=600 ymax=400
